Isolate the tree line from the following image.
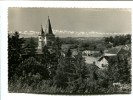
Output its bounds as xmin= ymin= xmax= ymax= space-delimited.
xmin=104 ymin=34 xmax=131 ymax=48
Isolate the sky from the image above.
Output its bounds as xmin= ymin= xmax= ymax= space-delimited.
xmin=8 ymin=8 xmax=131 ymax=37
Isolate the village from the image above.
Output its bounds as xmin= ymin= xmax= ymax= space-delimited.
xmin=60 ymin=37 xmax=131 ymax=70
xmin=19 ymin=17 xmax=131 ymax=72
xmin=8 ymin=9 xmax=131 ymax=94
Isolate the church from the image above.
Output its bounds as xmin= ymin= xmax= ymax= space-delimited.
xmin=37 ymin=16 xmax=55 ymax=54
xmin=21 ymin=16 xmax=56 ymax=61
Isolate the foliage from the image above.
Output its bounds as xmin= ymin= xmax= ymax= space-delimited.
xmin=8 ymin=32 xmax=25 ymax=79
xmin=26 ymin=37 xmax=37 ymax=56
xmin=117 ymin=57 xmax=131 ymax=83
xmin=9 ymin=61 xmax=131 ymax=94
xmin=42 ymin=46 xmax=51 ymax=64
xmin=53 ymin=50 xmax=89 ymax=93
xmin=8 ymin=32 xmax=131 ymax=94
xmin=9 ymin=78 xmax=64 ymax=93
xmin=16 ymin=57 xmax=49 ymax=80
xmin=107 ymin=54 xmax=131 ymax=84
xmin=105 ymin=34 xmax=131 ymax=48
xmin=54 ymin=70 xmax=68 ymax=89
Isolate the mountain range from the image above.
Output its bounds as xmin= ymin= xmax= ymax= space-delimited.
xmin=8 ymin=29 xmax=130 ymax=38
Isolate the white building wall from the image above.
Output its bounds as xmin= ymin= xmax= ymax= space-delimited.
xmin=96 ymin=58 xmax=108 ymax=69
xmin=38 ymin=35 xmax=44 ymax=49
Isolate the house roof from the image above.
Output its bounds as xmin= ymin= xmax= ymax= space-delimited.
xmin=105 ymin=45 xmax=130 ymax=55
xmin=105 ymin=46 xmax=122 ymax=54
xmin=104 ymin=53 xmax=117 ymax=56
xmin=98 ymin=56 xmax=108 ymax=61
xmin=97 ymin=45 xmax=130 ymax=64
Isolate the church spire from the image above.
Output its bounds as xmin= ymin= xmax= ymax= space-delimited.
xmin=41 ymin=25 xmax=44 ymax=36
xmin=46 ymin=16 xmax=53 ymax=34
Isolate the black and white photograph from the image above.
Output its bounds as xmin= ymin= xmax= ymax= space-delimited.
xmin=8 ymin=8 xmax=131 ymax=94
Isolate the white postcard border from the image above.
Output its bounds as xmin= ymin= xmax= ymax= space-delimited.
xmin=0 ymin=1 xmax=133 ymax=100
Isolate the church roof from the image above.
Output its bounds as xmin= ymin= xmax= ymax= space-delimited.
xmin=45 ymin=16 xmax=54 ymax=35
xmin=39 ymin=25 xmax=45 ymax=36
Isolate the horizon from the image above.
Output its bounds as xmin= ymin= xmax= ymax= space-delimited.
xmin=8 ymin=30 xmax=131 ymax=38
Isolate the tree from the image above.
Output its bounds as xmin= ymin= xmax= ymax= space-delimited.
xmin=55 ymin=37 xmax=62 ymax=58
xmin=126 ymin=34 xmax=131 ymax=44
xmin=8 ymin=31 xmax=25 ymax=80
xmin=66 ymin=48 xmax=72 ymax=57
xmin=53 ymin=50 xmax=88 ymax=93
xmin=16 ymin=57 xmax=49 ymax=80
xmin=42 ymin=45 xmax=50 ymax=64
xmin=51 ymin=37 xmax=62 ymax=69
xmin=117 ymin=56 xmax=131 ymax=83
xmin=105 ymin=35 xmax=131 ymax=48
xmin=26 ymin=37 xmax=37 ymax=56
xmin=107 ymin=54 xmax=131 ymax=84
xmin=70 ymin=52 xmax=88 ymax=93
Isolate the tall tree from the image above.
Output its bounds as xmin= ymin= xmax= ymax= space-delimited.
xmin=27 ymin=37 xmax=37 ymax=56
xmin=8 ymin=31 xmax=25 ymax=80
xmin=117 ymin=56 xmax=131 ymax=83
xmin=54 ymin=37 xmax=62 ymax=58
xmin=42 ymin=45 xmax=50 ymax=65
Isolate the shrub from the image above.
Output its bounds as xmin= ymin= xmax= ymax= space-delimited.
xmin=16 ymin=57 xmax=49 ymax=80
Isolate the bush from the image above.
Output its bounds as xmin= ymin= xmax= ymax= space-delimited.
xmin=16 ymin=57 xmax=49 ymax=80
xmin=53 ymin=70 xmax=68 ymax=88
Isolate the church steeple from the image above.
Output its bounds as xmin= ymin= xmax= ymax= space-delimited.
xmin=38 ymin=16 xmax=55 ymax=50
xmin=38 ymin=25 xmax=44 ymax=50
xmin=46 ymin=16 xmax=53 ymax=34
xmin=41 ymin=25 xmax=45 ymax=36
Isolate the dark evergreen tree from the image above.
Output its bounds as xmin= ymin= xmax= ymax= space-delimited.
xmin=117 ymin=56 xmax=131 ymax=83
xmin=54 ymin=37 xmax=62 ymax=58
xmin=42 ymin=45 xmax=51 ymax=69
xmin=27 ymin=37 xmax=37 ymax=56
xmin=66 ymin=48 xmax=72 ymax=57
xmin=8 ymin=32 xmax=25 ymax=80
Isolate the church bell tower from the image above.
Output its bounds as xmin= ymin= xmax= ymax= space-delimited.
xmin=38 ymin=16 xmax=55 ymax=52
xmin=38 ymin=25 xmax=44 ymax=50
xmin=45 ymin=16 xmax=55 ymax=46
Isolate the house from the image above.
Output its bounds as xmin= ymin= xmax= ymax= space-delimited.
xmin=84 ymin=56 xmax=98 ymax=64
xmin=82 ymin=50 xmax=100 ymax=56
xmin=96 ymin=56 xmax=109 ymax=69
xmin=96 ymin=45 xmax=130 ymax=69
xmin=105 ymin=45 xmax=130 ymax=60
